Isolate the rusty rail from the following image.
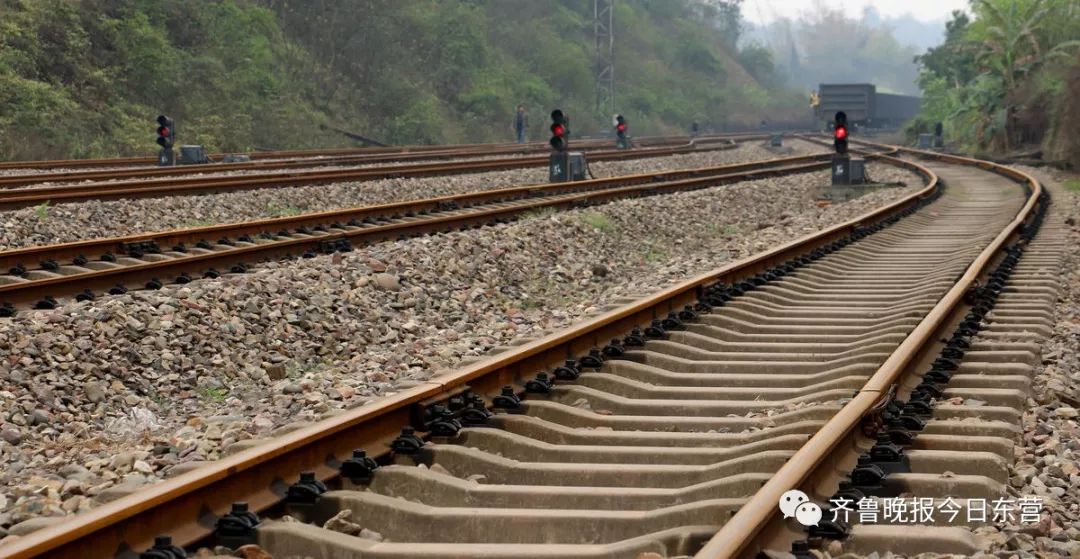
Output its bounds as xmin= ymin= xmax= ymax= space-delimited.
xmin=693 ymin=145 xmax=1044 ymax=559
xmin=0 ymin=136 xmax=721 ymax=189
xmin=0 ymin=150 xmax=840 ymax=310
xmin=0 ymin=135 xmax=705 ymax=171
xmin=0 ymin=139 xmax=750 ymax=209
xmin=0 ymin=150 xmax=932 ymax=559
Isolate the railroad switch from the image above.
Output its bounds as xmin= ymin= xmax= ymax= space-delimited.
xmin=139 ymin=535 xmax=187 ymax=559
xmin=214 ymin=502 xmax=260 ymax=549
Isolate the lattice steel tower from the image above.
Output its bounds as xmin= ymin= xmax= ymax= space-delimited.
xmin=594 ymin=0 xmax=614 ymax=116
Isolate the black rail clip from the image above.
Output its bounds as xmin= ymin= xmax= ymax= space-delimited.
xmin=449 ymin=390 xmax=493 ymax=426
xmin=790 ymin=540 xmax=817 ymax=559
xmin=390 ymin=426 xmax=426 ymax=455
xmin=214 ymin=502 xmax=260 ymax=549
xmin=285 ymin=471 xmax=327 ymax=507
xmin=121 ymin=240 xmax=161 ymax=257
xmin=553 ymin=360 xmax=581 ymax=381
xmin=578 ymin=348 xmax=605 ymax=369
xmin=867 ymin=433 xmax=910 ymax=475
xmin=139 ymin=535 xmax=187 ymax=559
xmin=424 ymin=404 xmax=464 ymax=437
xmin=809 ymin=517 xmax=851 ymax=540
xmin=492 ymin=386 xmax=524 ymax=412
xmin=340 ymin=449 xmax=379 ymax=484
xmin=525 ymin=373 xmax=554 ymax=394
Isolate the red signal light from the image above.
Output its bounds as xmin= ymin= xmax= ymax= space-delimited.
xmin=617 ymin=123 xmax=626 ymax=132
xmin=158 ymin=127 xmax=171 ymax=137
xmin=552 ymin=124 xmax=565 ymax=137
xmin=835 ymin=126 xmax=847 ymax=140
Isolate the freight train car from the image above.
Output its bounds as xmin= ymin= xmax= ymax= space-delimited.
xmin=817 ymin=83 xmax=921 ymax=129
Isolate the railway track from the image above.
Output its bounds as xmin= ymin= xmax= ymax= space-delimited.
xmin=0 ymin=136 xmax=707 ymax=189
xmin=0 ymin=146 xmax=1055 ymax=559
xmin=0 ymin=136 xmax=699 ymax=172
xmin=0 ymin=138 xmax=747 ymax=210
xmin=0 ymin=150 xmax=842 ymax=313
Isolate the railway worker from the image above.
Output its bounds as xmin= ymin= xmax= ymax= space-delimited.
xmin=513 ymin=104 xmax=528 ymax=144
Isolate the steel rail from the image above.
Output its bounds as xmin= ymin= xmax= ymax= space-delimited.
xmin=0 ymin=134 xmax=722 ymax=172
xmin=693 ymin=146 xmax=1044 ymax=559
xmin=0 ymin=152 xmax=848 ymax=309
xmin=0 ymin=136 xmax=725 ymax=189
xmin=0 ymin=140 xmax=751 ymax=210
xmin=0 ymin=152 xmax=931 ymax=559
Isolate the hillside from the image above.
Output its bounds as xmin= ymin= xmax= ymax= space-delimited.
xmin=0 ymin=0 xmax=803 ymax=161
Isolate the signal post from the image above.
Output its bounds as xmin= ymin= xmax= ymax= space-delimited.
xmin=156 ymin=115 xmax=176 ymax=166
xmin=548 ymin=109 xmax=586 ymax=182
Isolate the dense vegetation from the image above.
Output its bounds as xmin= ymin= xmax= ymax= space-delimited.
xmin=0 ymin=0 xmax=801 ymax=161
xmin=909 ymin=0 xmax=1080 ymax=164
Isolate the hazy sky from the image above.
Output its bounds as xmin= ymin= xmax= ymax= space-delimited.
xmin=742 ymin=0 xmax=970 ymax=24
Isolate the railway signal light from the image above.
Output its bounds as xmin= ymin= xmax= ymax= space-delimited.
xmin=156 ymin=115 xmax=175 ymax=149
xmin=156 ymin=115 xmax=176 ymax=166
xmin=550 ymin=109 xmax=567 ymax=152
xmin=833 ymin=111 xmax=848 ymax=155
xmin=615 ymin=114 xmax=628 ymax=149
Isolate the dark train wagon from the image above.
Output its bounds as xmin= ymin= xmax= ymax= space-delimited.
xmin=817 ymin=83 xmax=921 ymax=128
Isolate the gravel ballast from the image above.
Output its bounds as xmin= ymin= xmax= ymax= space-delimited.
xmin=0 ymin=159 xmax=915 ymax=543
xmin=974 ymin=169 xmax=1080 ymax=559
xmin=0 ymin=141 xmax=824 ymax=251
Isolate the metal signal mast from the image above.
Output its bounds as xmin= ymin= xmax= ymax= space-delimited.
xmin=594 ymin=0 xmax=614 ymax=115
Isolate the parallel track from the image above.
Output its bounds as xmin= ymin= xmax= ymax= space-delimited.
xmin=0 ymin=135 xmax=700 ymax=172
xmin=0 ymin=147 xmax=1052 ymax=559
xmin=0 ymin=150 xmax=839 ymax=312
xmin=0 ymin=136 xmax=706 ymax=189
xmin=0 ymin=139 xmax=747 ymax=210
